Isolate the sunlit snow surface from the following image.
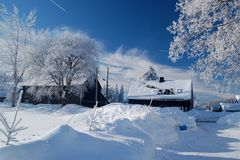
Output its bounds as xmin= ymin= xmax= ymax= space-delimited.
xmin=0 ymin=103 xmax=239 ymax=160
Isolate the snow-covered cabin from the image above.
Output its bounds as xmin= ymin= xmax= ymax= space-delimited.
xmin=127 ymin=77 xmax=193 ymax=111
xmin=21 ymin=77 xmax=106 ymax=108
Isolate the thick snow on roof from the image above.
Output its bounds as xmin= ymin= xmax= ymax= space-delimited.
xmin=127 ymin=79 xmax=192 ymax=100
xmin=20 ymin=75 xmax=92 ymax=86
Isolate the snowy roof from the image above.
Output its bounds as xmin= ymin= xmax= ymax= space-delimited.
xmin=20 ymin=79 xmax=87 ymax=86
xmin=127 ymin=79 xmax=192 ymax=100
xmin=20 ymin=74 xmax=95 ymax=87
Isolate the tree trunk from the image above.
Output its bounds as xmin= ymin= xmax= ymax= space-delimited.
xmin=61 ymin=90 xmax=67 ymax=107
xmin=11 ymin=86 xmax=17 ymax=107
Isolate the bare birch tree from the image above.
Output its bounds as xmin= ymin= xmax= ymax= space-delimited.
xmin=0 ymin=5 xmax=36 ymax=107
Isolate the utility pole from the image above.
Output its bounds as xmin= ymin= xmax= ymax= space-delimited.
xmin=106 ymin=67 xmax=109 ymax=104
xmin=95 ymin=67 xmax=98 ymax=106
xmin=79 ymin=88 xmax=82 ymax=106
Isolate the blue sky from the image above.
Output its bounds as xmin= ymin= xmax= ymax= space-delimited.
xmin=1 ymin=0 xmax=192 ymax=68
xmin=0 ymin=0 xmax=234 ymax=100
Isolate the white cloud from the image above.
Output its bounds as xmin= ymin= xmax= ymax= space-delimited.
xmin=99 ymin=47 xmax=234 ymax=102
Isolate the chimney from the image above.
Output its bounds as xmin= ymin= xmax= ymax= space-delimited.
xmin=159 ymin=77 xmax=164 ymax=83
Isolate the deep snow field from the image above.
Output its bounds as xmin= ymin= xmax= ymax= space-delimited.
xmin=0 ymin=103 xmax=239 ymax=160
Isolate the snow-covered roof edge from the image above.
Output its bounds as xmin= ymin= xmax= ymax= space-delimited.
xmin=127 ymin=79 xmax=193 ymax=100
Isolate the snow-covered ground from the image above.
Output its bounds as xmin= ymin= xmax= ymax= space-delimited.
xmin=155 ymin=123 xmax=240 ymax=160
xmin=187 ymin=109 xmax=229 ymax=122
xmin=0 ymin=103 xmax=239 ymax=160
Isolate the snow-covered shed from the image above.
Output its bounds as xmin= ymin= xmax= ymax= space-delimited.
xmin=127 ymin=77 xmax=193 ymax=111
xmin=21 ymin=77 xmax=106 ymax=108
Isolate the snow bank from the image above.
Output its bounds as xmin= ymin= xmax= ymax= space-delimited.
xmin=217 ymin=112 xmax=240 ymax=126
xmin=0 ymin=125 xmax=149 ymax=160
xmin=89 ymin=104 xmax=196 ymax=147
xmin=160 ymin=107 xmax=196 ymax=129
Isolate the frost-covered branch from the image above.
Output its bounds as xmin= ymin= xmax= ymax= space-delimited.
xmin=0 ymin=90 xmax=26 ymax=145
xmin=168 ymin=0 xmax=240 ymax=92
xmin=0 ymin=5 xmax=36 ymax=107
xmin=88 ymin=101 xmax=98 ymax=131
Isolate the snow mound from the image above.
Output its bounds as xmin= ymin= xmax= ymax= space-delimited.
xmin=89 ymin=104 xmax=196 ymax=147
xmin=217 ymin=112 xmax=240 ymax=126
xmin=0 ymin=125 xmax=148 ymax=160
xmin=160 ymin=107 xmax=196 ymax=129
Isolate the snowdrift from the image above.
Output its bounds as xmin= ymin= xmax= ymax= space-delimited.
xmin=160 ymin=107 xmax=196 ymax=129
xmin=0 ymin=103 xmax=196 ymax=160
xmin=0 ymin=125 xmax=149 ymax=160
xmin=217 ymin=112 xmax=240 ymax=126
xmin=88 ymin=104 xmax=196 ymax=146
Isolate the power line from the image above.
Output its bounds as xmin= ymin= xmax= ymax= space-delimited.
xmin=50 ymin=0 xmax=66 ymax=12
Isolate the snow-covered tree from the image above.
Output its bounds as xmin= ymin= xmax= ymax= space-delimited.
xmin=113 ymin=84 xmax=119 ymax=102
xmin=0 ymin=5 xmax=36 ymax=107
xmin=102 ymin=86 xmax=116 ymax=103
xmin=168 ymin=0 xmax=240 ymax=91
xmin=119 ymin=85 xmax=124 ymax=103
xmin=142 ymin=66 xmax=159 ymax=81
xmin=28 ymin=29 xmax=99 ymax=106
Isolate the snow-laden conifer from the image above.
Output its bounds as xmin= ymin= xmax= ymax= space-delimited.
xmin=142 ymin=66 xmax=159 ymax=81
